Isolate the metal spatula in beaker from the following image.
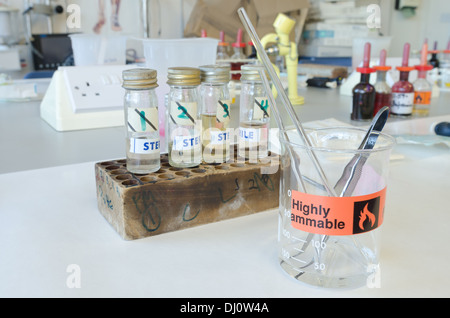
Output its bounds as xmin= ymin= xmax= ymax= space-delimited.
xmin=334 ymin=106 xmax=390 ymax=197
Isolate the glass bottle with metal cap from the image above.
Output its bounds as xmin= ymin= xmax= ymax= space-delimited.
xmin=238 ymin=64 xmax=270 ymax=162
xmin=122 ymin=68 xmax=161 ymax=174
xmin=200 ymin=64 xmax=232 ymax=164
xmin=167 ymin=67 xmax=202 ymax=168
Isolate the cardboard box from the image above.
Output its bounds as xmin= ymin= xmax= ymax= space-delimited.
xmin=184 ymin=0 xmax=246 ymax=43
xmin=184 ymin=0 xmax=310 ymax=55
xmin=252 ymin=0 xmax=309 ymax=18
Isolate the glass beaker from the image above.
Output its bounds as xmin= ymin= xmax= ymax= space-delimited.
xmin=278 ymin=127 xmax=395 ymax=289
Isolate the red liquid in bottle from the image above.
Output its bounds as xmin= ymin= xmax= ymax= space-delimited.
xmin=230 ymin=62 xmax=245 ymax=81
xmin=373 ymin=92 xmax=392 ymax=116
xmin=373 ymin=49 xmax=392 ymax=117
xmin=391 ymin=42 xmax=415 ymax=117
xmin=391 ymin=71 xmax=414 ymax=116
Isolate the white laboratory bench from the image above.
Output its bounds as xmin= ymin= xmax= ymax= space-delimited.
xmin=0 ymin=79 xmax=449 ymax=298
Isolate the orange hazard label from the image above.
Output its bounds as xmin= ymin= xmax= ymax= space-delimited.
xmin=414 ymin=91 xmax=431 ymax=105
xmin=290 ymin=188 xmax=386 ymax=236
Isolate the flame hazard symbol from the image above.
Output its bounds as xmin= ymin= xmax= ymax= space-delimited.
xmin=358 ymin=203 xmax=376 ymax=231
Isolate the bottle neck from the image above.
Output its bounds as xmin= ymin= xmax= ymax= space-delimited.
xmin=170 ymin=85 xmax=198 ymax=91
xmin=359 ymin=73 xmax=371 ymax=83
xmin=399 ymin=71 xmax=410 ymax=81
xmin=125 ymin=88 xmax=155 ymax=97
xmin=376 ymin=71 xmax=387 ymax=82
xmin=241 ymin=80 xmax=264 ymax=92
xmin=201 ymin=82 xmax=227 ymax=88
xmin=217 ymin=46 xmax=229 ymax=54
xmin=418 ymin=70 xmax=427 ymax=79
xmin=232 ymin=46 xmax=245 ymax=58
xmin=169 ymin=85 xmax=199 ymax=105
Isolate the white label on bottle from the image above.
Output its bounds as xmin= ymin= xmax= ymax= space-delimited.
xmin=216 ymin=99 xmax=231 ymax=124
xmin=170 ymin=101 xmax=197 ymax=126
xmin=172 ymin=134 xmax=202 ymax=151
xmin=209 ymin=129 xmax=231 ymax=145
xmin=129 ymin=138 xmax=160 ymax=154
xmin=391 ymin=92 xmax=414 ymax=115
xmin=239 ymin=127 xmax=259 ymax=142
xmin=253 ymin=97 xmax=270 ymax=120
xmin=239 ymin=127 xmax=268 ymax=143
xmin=128 ymin=108 xmax=158 ymax=133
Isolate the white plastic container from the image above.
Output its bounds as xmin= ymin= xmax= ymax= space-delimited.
xmin=69 ymin=34 xmax=128 ymax=66
xmin=0 ymin=6 xmax=20 ymax=45
xmin=140 ymin=37 xmax=219 ymax=152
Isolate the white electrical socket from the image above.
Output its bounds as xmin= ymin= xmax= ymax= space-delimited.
xmin=40 ymin=65 xmax=137 ymax=131
xmin=61 ymin=65 xmax=137 ymax=113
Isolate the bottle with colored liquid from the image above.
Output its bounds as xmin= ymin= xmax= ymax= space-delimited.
xmin=351 ymin=42 xmax=376 ymax=121
xmin=428 ymin=41 xmax=440 ymax=69
xmin=413 ymin=42 xmax=433 ymax=116
xmin=391 ymin=43 xmax=415 ymax=117
xmin=373 ymin=49 xmax=392 ymax=117
xmin=230 ymin=28 xmax=246 ymax=81
xmin=122 ymin=68 xmax=161 ymax=174
xmin=247 ymin=41 xmax=256 ymax=59
xmin=238 ymin=64 xmax=270 ymax=162
xmin=167 ymin=67 xmax=202 ymax=168
xmin=199 ymin=64 xmax=232 ymax=164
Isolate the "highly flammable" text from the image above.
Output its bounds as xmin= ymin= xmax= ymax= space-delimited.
xmin=291 ymin=198 xmax=345 ymax=230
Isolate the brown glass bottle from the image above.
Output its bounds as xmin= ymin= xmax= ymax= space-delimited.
xmin=351 ymin=42 xmax=376 ymax=121
xmin=352 ymin=73 xmax=376 ymax=121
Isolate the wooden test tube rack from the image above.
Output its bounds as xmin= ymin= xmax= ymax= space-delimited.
xmin=95 ymin=153 xmax=280 ymax=240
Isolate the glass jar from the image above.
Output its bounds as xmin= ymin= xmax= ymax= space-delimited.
xmin=122 ymin=68 xmax=161 ymax=174
xmin=238 ymin=64 xmax=270 ymax=162
xmin=199 ymin=64 xmax=232 ymax=164
xmin=167 ymin=67 xmax=202 ymax=168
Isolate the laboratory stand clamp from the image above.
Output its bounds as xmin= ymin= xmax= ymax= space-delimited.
xmin=260 ymin=13 xmax=304 ymax=106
